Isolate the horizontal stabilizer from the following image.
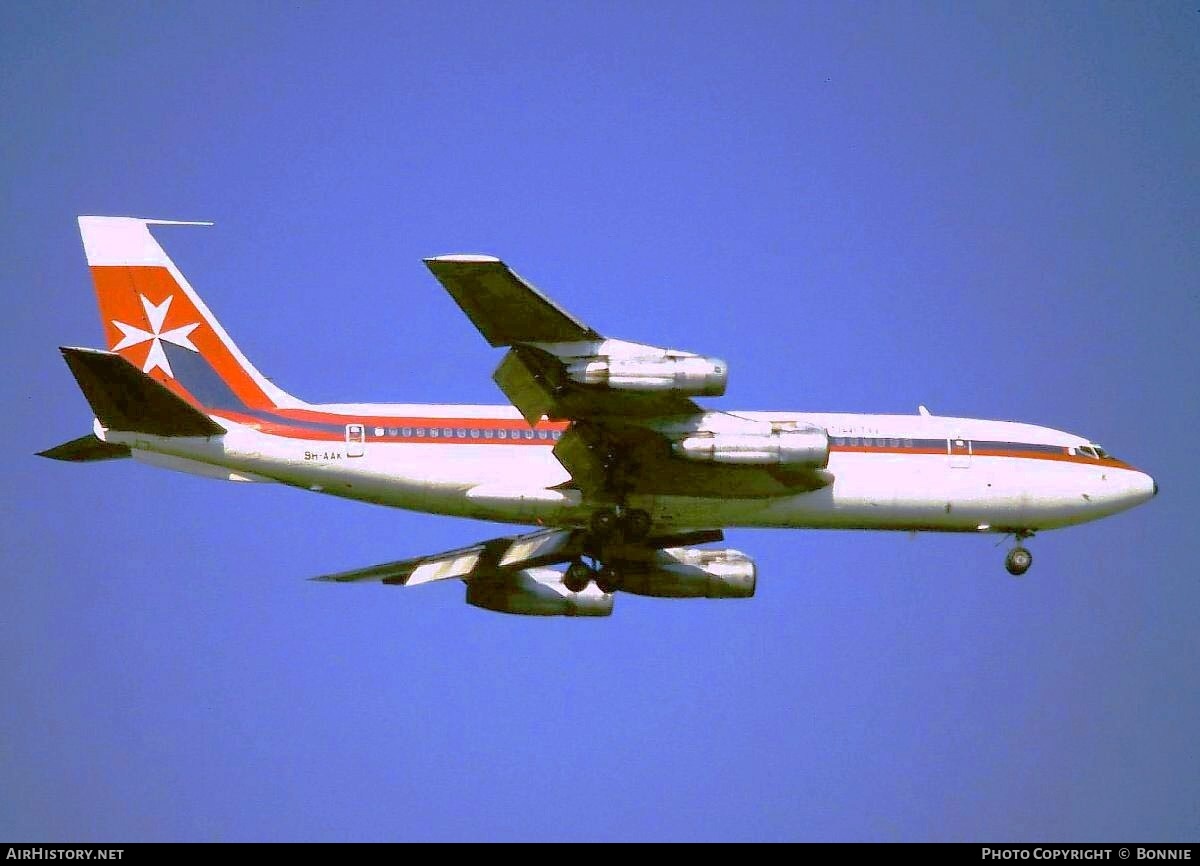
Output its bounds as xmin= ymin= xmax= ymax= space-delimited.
xmin=59 ymin=347 xmax=224 ymax=437
xmin=37 ymin=433 xmax=131 ymax=462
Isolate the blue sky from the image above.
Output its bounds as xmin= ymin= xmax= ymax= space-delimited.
xmin=2 ymin=2 xmax=1197 ymax=841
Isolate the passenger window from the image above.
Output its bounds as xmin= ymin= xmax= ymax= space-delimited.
xmin=443 ymin=428 xmax=453 ymax=438
xmin=429 ymin=429 xmax=439 ymax=438
xmin=457 ymin=429 xmax=467 ymax=438
xmin=484 ymin=429 xmax=493 ymax=439
xmin=374 ymin=427 xmax=385 ymax=437
xmin=470 ymin=429 xmax=480 ymax=439
xmin=525 ymin=429 xmax=535 ymax=440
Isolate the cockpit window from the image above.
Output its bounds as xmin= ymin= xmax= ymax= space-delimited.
xmin=1092 ymin=444 xmax=1109 ymax=459
xmin=1077 ymin=445 xmax=1099 ymax=459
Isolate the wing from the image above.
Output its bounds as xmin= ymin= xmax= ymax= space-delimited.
xmin=426 ymin=256 xmax=701 ymax=422
xmin=424 ymin=255 xmax=831 ymax=501
xmin=310 ymin=527 xmax=723 ymax=586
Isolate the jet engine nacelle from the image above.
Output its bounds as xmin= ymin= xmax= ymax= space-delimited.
xmin=673 ymin=428 xmax=830 ymax=468
xmin=466 ymin=566 xmax=613 ymax=617
xmin=564 ymin=355 xmax=727 ymax=397
xmin=619 ymin=548 xmax=756 ymax=599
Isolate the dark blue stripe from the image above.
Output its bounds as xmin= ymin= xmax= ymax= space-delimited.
xmin=164 ymin=344 xmax=345 ymax=434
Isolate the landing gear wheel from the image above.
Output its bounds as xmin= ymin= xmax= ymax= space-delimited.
xmin=620 ymin=509 xmax=653 ymax=541
xmin=1005 ymin=546 xmax=1033 ymax=576
xmin=590 ymin=509 xmax=619 ymax=539
xmin=595 ymin=566 xmax=622 ymax=594
xmin=564 ymin=560 xmax=594 ymax=593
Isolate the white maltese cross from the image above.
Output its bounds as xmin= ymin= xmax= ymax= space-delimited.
xmin=110 ymin=294 xmax=199 ymax=378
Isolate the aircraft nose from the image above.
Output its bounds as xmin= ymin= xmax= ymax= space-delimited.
xmin=1134 ymin=471 xmax=1156 ymax=504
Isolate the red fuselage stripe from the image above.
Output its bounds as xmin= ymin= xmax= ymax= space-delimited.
xmin=206 ymin=412 xmax=1135 ymax=469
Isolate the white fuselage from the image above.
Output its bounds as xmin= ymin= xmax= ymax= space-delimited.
xmin=102 ymin=405 xmax=1157 ymax=536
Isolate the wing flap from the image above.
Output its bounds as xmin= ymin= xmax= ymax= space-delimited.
xmin=551 ymin=428 xmax=609 ymax=497
xmin=498 ymin=529 xmax=584 ymax=569
xmin=493 ymin=348 xmax=557 ymax=425
xmin=405 ymin=551 xmax=488 ymax=586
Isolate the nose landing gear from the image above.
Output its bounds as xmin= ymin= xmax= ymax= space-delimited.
xmin=1004 ymin=531 xmax=1035 ymax=576
xmin=1005 ymin=546 xmax=1033 ymax=576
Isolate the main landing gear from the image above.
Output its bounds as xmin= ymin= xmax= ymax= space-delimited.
xmin=564 ymin=560 xmax=594 ymax=593
xmin=564 ymin=507 xmax=650 ymax=594
xmin=589 ymin=507 xmax=652 ymax=542
xmin=563 ymin=560 xmax=623 ymax=594
xmin=1004 ymin=531 xmax=1035 ymax=576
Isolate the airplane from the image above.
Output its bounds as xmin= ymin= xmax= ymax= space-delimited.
xmin=40 ymin=216 xmax=1158 ymax=617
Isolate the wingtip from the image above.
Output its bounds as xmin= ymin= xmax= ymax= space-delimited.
xmin=424 ymin=254 xmax=501 ymax=264
xmin=77 ymin=215 xmax=214 ymax=227
xmin=60 ymin=345 xmax=111 ymax=356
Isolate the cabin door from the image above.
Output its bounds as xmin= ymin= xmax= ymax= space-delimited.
xmin=346 ymin=423 xmax=366 ymax=458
